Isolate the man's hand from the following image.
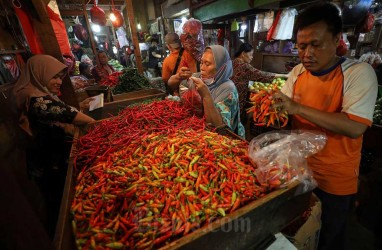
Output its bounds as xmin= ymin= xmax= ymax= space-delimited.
xmin=190 ymin=77 xmax=211 ymax=99
xmin=177 ymin=67 xmax=192 ymax=81
xmin=79 ymin=97 xmax=95 ymax=111
xmin=272 ymin=91 xmax=300 ymax=115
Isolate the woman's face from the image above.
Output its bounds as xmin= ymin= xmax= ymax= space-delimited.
xmin=46 ymin=71 xmax=65 ymax=94
xmin=98 ymin=52 xmax=109 ymax=65
xmin=241 ymin=50 xmax=253 ymax=63
xmin=200 ymin=49 xmax=216 ymax=79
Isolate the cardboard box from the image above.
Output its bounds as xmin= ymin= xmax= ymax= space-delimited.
xmin=282 ymin=193 xmax=322 ymax=250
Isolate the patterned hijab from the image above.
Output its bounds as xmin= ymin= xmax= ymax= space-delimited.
xmin=205 ymin=45 xmax=233 ymax=93
xmin=13 ymin=54 xmax=67 ymax=135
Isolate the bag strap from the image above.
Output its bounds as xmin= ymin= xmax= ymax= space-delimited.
xmin=172 ymin=48 xmax=184 ymax=75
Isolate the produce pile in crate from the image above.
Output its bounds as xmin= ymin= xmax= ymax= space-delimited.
xmin=98 ymin=68 xmax=152 ymax=94
xmin=70 ymin=99 xmax=306 ymax=249
xmin=247 ymin=78 xmax=289 ymax=130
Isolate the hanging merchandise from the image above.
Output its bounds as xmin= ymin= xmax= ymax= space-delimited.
xmin=336 ymin=38 xmax=348 ymax=57
xmin=47 ymin=6 xmax=71 ymax=56
xmin=73 ymin=17 xmax=89 ymax=42
xmin=266 ymin=10 xmax=281 ymax=41
xmin=255 ymin=11 xmax=275 ymax=33
xmin=271 ymin=8 xmax=298 ymax=40
xmin=356 ymin=12 xmax=375 ymax=33
xmin=180 ymin=18 xmax=204 ymax=62
xmin=116 ymin=27 xmax=129 ymax=48
xmin=110 ymin=0 xmax=124 ymax=28
xmin=90 ymin=0 xmax=107 ymax=26
xmin=231 ymin=20 xmax=239 ymax=31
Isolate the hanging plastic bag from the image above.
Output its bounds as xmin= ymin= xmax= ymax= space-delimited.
xmin=90 ymin=0 xmax=107 ymax=26
xmin=271 ymin=8 xmax=298 ymax=40
xmin=248 ymin=130 xmax=327 ymax=193
xmin=356 ymin=12 xmax=374 ymax=33
xmin=181 ymin=78 xmax=204 ymax=117
xmin=180 ymin=18 xmax=204 ymax=62
xmin=266 ymin=10 xmax=281 ymax=41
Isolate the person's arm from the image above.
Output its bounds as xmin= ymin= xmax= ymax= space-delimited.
xmin=29 ymin=96 xmax=95 ymax=127
xmin=275 ymin=63 xmax=377 ymax=139
xmin=168 ymin=66 xmax=192 ymax=94
xmin=273 ymin=91 xmax=367 ymax=138
xmin=72 ymin=111 xmax=95 ymax=125
xmin=244 ymin=62 xmax=276 ymax=83
xmin=190 ymin=77 xmax=224 ymax=127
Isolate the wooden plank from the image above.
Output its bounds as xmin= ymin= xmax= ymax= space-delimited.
xmin=59 ymin=9 xmax=83 ymax=16
xmin=83 ymin=5 xmax=100 ymax=67
xmin=84 ymin=89 xmax=166 ymax=120
xmin=125 ymin=0 xmax=144 ymax=74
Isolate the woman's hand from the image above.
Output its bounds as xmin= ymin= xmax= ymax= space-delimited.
xmin=79 ymin=97 xmax=94 ymax=111
xmin=272 ymin=91 xmax=300 ymax=115
xmin=190 ymin=77 xmax=211 ymax=99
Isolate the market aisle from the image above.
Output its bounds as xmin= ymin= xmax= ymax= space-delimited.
xmin=347 ymin=155 xmax=382 ymax=250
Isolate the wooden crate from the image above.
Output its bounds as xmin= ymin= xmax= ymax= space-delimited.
xmin=84 ymin=88 xmax=166 ymax=120
xmin=54 ymin=124 xmax=312 ymax=250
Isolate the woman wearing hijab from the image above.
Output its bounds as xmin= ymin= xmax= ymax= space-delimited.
xmin=168 ymin=45 xmax=245 ymax=138
xmin=91 ymin=50 xmax=115 ymax=82
xmin=231 ymin=43 xmax=287 ymax=119
xmin=13 ymin=54 xmax=95 ymax=237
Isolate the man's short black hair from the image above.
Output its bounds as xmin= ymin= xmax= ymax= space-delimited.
xmin=295 ymin=2 xmax=342 ymax=36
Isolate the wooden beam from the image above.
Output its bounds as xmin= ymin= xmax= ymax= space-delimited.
xmin=31 ymin=0 xmax=79 ymax=108
xmin=125 ymin=0 xmax=144 ymax=74
xmin=83 ymin=4 xmax=100 ymax=67
xmin=59 ymin=9 xmax=84 ymax=16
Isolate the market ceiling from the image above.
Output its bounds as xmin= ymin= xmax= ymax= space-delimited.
xmin=56 ymin=0 xmax=126 ymax=10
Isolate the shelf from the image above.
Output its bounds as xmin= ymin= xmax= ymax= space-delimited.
xmin=262 ymin=53 xmax=299 ymax=57
xmin=0 ymin=49 xmax=26 ymax=54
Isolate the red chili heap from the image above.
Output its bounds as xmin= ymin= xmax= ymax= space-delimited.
xmin=74 ymin=100 xmax=205 ymax=169
xmin=247 ymin=84 xmax=288 ymax=127
xmin=72 ymin=129 xmax=269 ymax=249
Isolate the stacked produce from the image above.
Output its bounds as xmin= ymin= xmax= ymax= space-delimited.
xmin=72 ymin=129 xmax=267 ymax=249
xmin=109 ymin=59 xmax=125 ymax=72
xmin=99 ymin=71 xmax=123 ymax=87
xmin=74 ymin=100 xmax=205 ymax=169
xmin=373 ymin=97 xmax=382 ymax=125
xmin=248 ymin=78 xmax=286 ymax=92
xmin=247 ymin=82 xmax=288 ymax=127
xmin=112 ymin=68 xmax=151 ymax=95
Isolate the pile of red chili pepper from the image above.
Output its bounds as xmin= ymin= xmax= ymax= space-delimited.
xmin=99 ymin=71 xmax=124 ymax=87
xmin=247 ymin=84 xmax=288 ymax=127
xmin=74 ymin=100 xmax=205 ymax=169
xmin=72 ymin=129 xmax=269 ymax=249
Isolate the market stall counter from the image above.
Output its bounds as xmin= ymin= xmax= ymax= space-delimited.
xmin=54 ymin=100 xmax=316 ymax=250
xmin=84 ymin=88 xmax=166 ymax=120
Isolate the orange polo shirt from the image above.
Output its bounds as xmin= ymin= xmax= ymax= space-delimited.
xmin=282 ymin=58 xmax=377 ymax=195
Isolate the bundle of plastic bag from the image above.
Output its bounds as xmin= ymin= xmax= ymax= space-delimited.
xmin=248 ymin=130 xmax=327 ymax=193
xmin=180 ymin=18 xmax=204 ymax=62
xmin=181 ymin=79 xmax=203 ymax=117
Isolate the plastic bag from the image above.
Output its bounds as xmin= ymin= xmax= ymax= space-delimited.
xmin=248 ymin=130 xmax=327 ymax=193
xmin=180 ymin=18 xmax=204 ymax=62
xmin=356 ymin=12 xmax=374 ymax=33
xmin=271 ymin=8 xmax=298 ymax=40
xmin=181 ymin=79 xmax=203 ymax=117
xmin=266 ymin=10 xmax=281 ymax=41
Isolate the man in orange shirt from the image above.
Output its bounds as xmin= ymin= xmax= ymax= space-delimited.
xmin=275 ymin=3 xmax=378 ymax=249
xmin=161 ymin=32 xmax=197 ymax=94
